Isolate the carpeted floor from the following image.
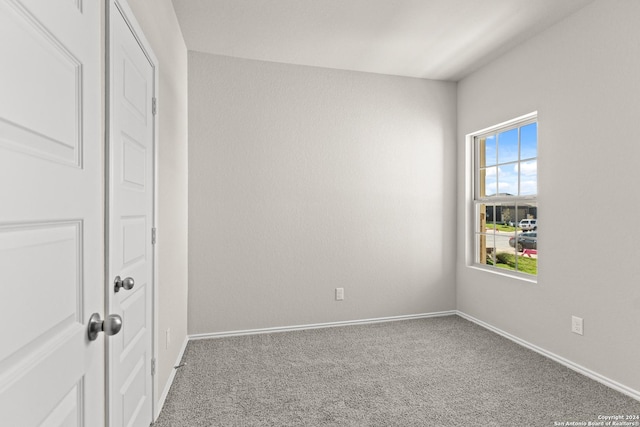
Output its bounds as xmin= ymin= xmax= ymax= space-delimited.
xmin=154 ymin=316 xmax=640 ymax=426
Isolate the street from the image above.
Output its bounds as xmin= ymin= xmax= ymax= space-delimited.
xmin=486 ymin=230 xmax=537 ymax=259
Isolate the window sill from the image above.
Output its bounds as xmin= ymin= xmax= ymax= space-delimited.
xmin=468 ymin=264 xmax=538 ymax=284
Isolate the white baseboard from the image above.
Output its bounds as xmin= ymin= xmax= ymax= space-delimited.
xmin=456 ymin=310 xmax=640 ymax=402
xmin=155 ymin=336 xmax=190 ymax=420
xmin=189 ymin=310 xmax=457 ymax=341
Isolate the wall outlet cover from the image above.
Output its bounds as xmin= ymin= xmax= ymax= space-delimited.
xmin=571 ymin=316 xmax=583 ymax=335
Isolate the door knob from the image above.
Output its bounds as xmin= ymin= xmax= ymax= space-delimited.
xmin=114 ymin=276 xmax=135 ymax=292
xmin=87 ymin=313 xmax=122 ymax=341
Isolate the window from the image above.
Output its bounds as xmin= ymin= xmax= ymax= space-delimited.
xmin=472 ymin=113 xmax=538 ymax=277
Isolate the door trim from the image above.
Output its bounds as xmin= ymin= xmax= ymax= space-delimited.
xmin=105 ymin=0 xmax=158 ymax=422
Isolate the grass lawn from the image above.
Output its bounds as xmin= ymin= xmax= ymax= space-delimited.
xmin=484 ymin=224 xmax=519 ymax=233
xmin=490 ymin=252 xmax=537 ymax=275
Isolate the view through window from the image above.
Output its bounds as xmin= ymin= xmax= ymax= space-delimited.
xmin=474 ymin=115 xmax=538 ymax=276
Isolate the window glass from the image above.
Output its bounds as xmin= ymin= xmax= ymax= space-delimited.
xmin=498 ymin=128 xmax=518 ymax=164
xmin=520 ymin=160 xmax=537 ymax=196
xmin=480 ymin=166 xmax=497 ymax=197
xmin=520 ymin=123 xmax=537 ymax=160
xmin=472 ymin=115 xmax=538 ymax=278
xmin=483 ymin=135 xmax=497 ymax=167
xmin=498 ymin=165 xmax=518 ymax=195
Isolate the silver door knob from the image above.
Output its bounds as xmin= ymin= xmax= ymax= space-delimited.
xmin=87 ymin=313 xmax=122 ymax=341
xmin=114 ymin=276 xmax=135 ymax=292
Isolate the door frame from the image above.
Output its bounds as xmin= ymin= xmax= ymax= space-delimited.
xmin=105 ymin=0 xmax=159 ymax=422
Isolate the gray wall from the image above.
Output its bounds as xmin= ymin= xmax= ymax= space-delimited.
xmin=457 ymin=0 xmax=640 ymax=393
xmin=128 ymin=0 xmax=189 ymax=405
xmin=188 ymin=53 xmax=457 ymax=334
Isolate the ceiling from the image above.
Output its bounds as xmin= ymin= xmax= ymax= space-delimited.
xmin=171 ymin=0 xmax=594 ymax=81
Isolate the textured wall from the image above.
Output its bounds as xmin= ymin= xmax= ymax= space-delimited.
xmin=188 ymin=53 xmax=457 ymax=334
xmin=127 ymin=0 xmax=189 ymax=409
xmin=457 ymin=0 xmax=640 ymax=395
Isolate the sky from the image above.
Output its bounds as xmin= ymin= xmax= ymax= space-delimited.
xmin=482 ymin=122 xmax=537 ymax=196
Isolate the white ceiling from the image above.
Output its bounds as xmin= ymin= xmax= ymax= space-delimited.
xmin=171 ymin=0 xmax=594 ymax=81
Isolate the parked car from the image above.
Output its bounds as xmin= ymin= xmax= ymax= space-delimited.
xmin=509 ymin=231 xmax=537 ymax=252
xmin=518 ymin=219 xmax=537 ymax=231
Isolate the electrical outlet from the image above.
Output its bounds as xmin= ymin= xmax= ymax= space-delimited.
xmin=166 ymin=328 xmax=171 ymax=349
xmin=571 ymin=316 xmax=583 ymax=335
xmin=335 ymin=287 xmax=344 ymax=301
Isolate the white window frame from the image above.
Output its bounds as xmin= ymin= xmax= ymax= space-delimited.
xmin=468 ymin=112 xmax=538 ymax=281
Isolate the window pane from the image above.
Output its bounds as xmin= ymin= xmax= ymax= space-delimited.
xmin=486 ymin=204 xmax=495 ymax=231
xmin=498 ymin=128 xmax=518 ymax=164
xmin=520 ymin=123 xmax=537 ymax=160
xmin=494 ymin=234 xmax=516 ymax=271
xmin=498 ymin=165 xmax=518 ymax=196
xmin=476 ymin=204 xmax=485 ymax=233
xmin=515 ymin=203 xmax=537 ymax=231
xmin=474 ymin=204 xmax=487 ymax=233
xmin=483 ymin=135 xmax=496 ymax=167
xmin=499 ymin=205 xmax=516 ymax=227
xmin=516 ymin=252 xmax=537 ymax=275
xmin=513 ymin=203 xmax=538 ymax=275
xmin=481 ymin=166 xmax=497 ymax=197
xmin=477 ymin=204 xmax=494 ymax=233
xmin=519 ymin=160 xmax=537 ymax=196
xmin=477 ymin=234 xmax=496 ymax=266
